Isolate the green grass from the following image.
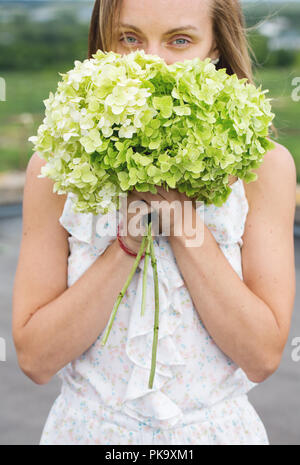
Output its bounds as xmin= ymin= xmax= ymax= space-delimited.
xmin=0 ymin=68 xmax=69 ymax=171
xmin=254 ymin=66 xmax=300 ymax=182
xmin=1 ymin=66 xmax=300 ymax=181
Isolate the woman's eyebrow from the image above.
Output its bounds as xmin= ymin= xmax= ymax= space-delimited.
xmin=119 ymin=23 xmax=198 ymax=35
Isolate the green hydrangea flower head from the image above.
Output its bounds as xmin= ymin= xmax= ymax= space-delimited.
xmin=28 ymin=49 xmax=275 ymax=214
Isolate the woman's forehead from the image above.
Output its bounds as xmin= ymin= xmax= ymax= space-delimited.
xmin=118 ymin=0 xmax=212 ymax=30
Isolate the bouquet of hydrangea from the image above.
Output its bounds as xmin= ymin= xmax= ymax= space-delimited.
xmin=28 ymin=49 xmax=275 ymax=388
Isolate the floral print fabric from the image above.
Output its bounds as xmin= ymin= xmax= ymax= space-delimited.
xmin=40 ymin=178 xmax=269 ymax=445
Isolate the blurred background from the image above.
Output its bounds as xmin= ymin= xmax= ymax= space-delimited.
xmin=0 ymin=0 xmax=299 ymax=445
xmin=1 ymin=0 xmax=300 ymax=177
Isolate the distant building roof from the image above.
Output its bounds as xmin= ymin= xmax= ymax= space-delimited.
xmin=257 ymin=16 xmax=290 ymax=38
xmin=269 ymin=34 xmax=300 ymax=51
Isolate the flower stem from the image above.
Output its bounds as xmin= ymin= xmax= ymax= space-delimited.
xmin=148 ymin=232 xmax=160 ymax=389
xmin=100 ymin=233 xmax=148 ymax=346
xmin=141 ymin=222 xmax=152 ymax=317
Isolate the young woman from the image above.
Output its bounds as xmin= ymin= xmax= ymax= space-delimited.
xmin=12 ymin=0 xmax=296 ymax=445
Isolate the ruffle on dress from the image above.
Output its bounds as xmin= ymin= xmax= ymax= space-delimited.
xmin=58 ymin=178 xmax=249 ymax=429
xmin=202 ymin=178 xmax=249 ymax=248
xmin=121 ymin=234 xmax=187 ymax=428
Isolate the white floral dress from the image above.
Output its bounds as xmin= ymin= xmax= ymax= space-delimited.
xmin=39 ymin=178 xmax=269 ymax=445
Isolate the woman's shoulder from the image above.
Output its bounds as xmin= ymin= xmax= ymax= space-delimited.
xmin=25 ymin=152 xmax=68 ymax=218
xmin=242 ymin=141 xmax=296 ymax=210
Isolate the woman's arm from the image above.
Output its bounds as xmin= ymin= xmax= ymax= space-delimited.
xmin=169 ymin=142 xmax=296 ymax=383
xmin=12 ymin=153 xmax=138 ymax=385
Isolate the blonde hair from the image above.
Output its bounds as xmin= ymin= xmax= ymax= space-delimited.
xmin=88 ymin=0 xmax=276 ymax=135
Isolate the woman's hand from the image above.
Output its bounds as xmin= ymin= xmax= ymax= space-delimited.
xmin=131 ymin=185 xmax=195 ymax=238
xmin=119 ymin=190 xmax=158 ymax=254
xmin=129 ymin=176 xmax=238 ymax=241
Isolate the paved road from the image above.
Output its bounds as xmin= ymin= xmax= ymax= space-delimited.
xmin=0 ymin=214 xmax=299 ymax=445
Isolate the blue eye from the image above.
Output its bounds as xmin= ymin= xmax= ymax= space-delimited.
xmin=120 ymin=35 xmax=138 ymax=45
xmin=120 ymin=35 xmax=190 ymax=47
xmin=172 ymin=38 xmax=189 ymax=46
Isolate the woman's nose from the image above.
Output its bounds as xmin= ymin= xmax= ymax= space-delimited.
xmin=144 ymin=44 xmax=167 ymax=61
